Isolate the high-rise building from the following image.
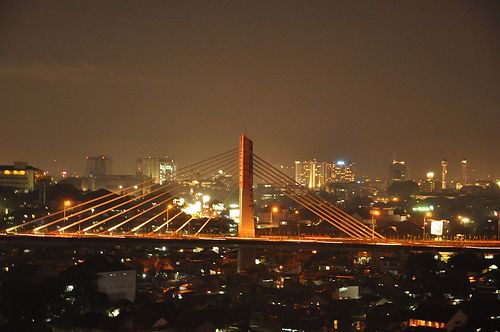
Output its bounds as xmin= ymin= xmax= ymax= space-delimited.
xmin=441 ymin=159 xmax=448 ymax=190
xmin=294 ymin=160 xmax=327 ymax=189
xmin=461 ymin=159 xmax=468 ymax=186
xmin=136 ymin=157 xmax=176 ymax=183
xmin=426 ymin=171 xmax=435 ymax=191
xmin=389 ymin=160 xmax=407 ymax=182
xmin=295 ymin=160 xmax=355 ymax=189
xmin=85 ymin=156 xmax=112 ymax=177
xmin=327 ymin=160 xmax=355 ymax=183
xmin=420 ymin=171 xmax=436 ymax=192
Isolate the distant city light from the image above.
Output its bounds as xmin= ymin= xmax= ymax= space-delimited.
xmin=229 ymin=209 xmax=240 ymax=221
xmin=412 ymin=206 xmax=434 ymax=212
xmin=430 ymin=220 xmax=443 ymax=236
xmin=182 ymin=201 xmax=202 ymax=216
xmin=459 ymin=217 xmax=471 ymax=223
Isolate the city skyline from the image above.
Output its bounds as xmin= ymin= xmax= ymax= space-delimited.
xmin=1 ymin=3 xmax=499 ymax=331
xmin=1 ymin=1 xmax=499 ymax=178
xmin=0 ymin=153 xmax=491 ymax=184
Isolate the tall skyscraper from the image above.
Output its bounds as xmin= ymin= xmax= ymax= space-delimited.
xmin=295 ymin=160 xmax=355 ymax=189
xmin=294 ymin=160 xmax=326 ymax=189
xmin=419 ymin=171 xmax=436 ymax=192
xmin=327 ymin=160 xmax=355 ymax=183
xmin=136 ymin=157 xmax=176 ymax=183
xmin=85 ymin=156 xmax=112 ymax=176
xmin=441 ymin=159 xmax=448 ymax=190
xmin=461 ymin=159 xmax=468 ymax=185
xmin=389 ymin=160 xmax=407 ymax=182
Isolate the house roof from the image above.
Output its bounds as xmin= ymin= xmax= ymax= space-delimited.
xmin=0 ymin=165 xmax=41 ymax=171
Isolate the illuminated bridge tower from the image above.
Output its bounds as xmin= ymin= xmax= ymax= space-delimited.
xmin=238 ymin=134 xmax=256 ymax=273
xmin=238 ymin=134 xmax=255 ymax=237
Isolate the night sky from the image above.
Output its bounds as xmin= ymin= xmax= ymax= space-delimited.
xmin=1 ymin=1 xmax=499 ymax=180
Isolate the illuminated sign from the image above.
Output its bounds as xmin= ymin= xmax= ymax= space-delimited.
xmin=229 ymin=209 xmax=240 ymax=218
xmin=430 ymin=220 xmax=443 ymax=236
xmin=412 ymin=205 xmax=434 ymax=212
xmin=229 ymin=209 xmax=240 ymax=223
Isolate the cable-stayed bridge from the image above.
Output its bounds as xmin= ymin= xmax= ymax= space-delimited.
xmin=1 ymin=135 xmax=499 ymax=253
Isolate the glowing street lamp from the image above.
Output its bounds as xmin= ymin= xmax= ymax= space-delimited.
xmin=458 ymin=216 xmax=470 ymax=240
xmin=370 ymin=210 xmax=381 ymax=240
xmin=270 ymin=206 xmax=279 ymax=236
xmin=271 ymin=206 xmax=279 ymax=224
xmin=423 ymin=212 xmax=432 ymax=240
xmin=63 ymin=200 xmax=72 ymax=219
xmin=166 ymin=203 xmax=173 ymax=232
xmin=495 ymin=211 xmax=499 ymax=240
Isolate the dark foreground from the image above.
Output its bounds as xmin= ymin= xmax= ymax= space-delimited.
xmin=0 ymin=239 xmax=499 ymax=331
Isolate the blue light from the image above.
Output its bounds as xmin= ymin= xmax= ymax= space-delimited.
xmin=336 ymin=160 xmax=345 ymax=166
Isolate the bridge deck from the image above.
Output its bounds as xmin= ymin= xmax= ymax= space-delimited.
xmin=1 ymin=234 xmax=499 ymax=252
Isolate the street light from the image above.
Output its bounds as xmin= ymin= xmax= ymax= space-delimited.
xmin=370 ymin=210 xmax=381 ymax=240
xmin=62 ymin=200 xmax=72 ymax=234
xmin=63 ymin=200 xmax=72 ymax=219
xmin=270 ymin=206 xmax=279 ymax=236
xmin=166 ymin=203 xmax=173 ymax=233
xmin=458 ymin=216 xmax=470 ymax=240
xmin=423 ymin=212 xmax=432 ymax=240
xmin=494 ymin=211 xmax=499 ymax=240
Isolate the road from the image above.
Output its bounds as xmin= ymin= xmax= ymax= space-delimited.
xmin=0 ymin=233 xmax=499 ymax=252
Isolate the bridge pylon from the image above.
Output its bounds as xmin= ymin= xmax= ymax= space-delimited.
xmin=238 ymin=134 xmax=255 ymax=237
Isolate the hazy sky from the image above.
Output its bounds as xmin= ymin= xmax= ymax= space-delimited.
xmin=1 ymin=1 xmax=499 ymax=180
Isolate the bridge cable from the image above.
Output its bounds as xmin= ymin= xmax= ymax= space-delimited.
xmin=65 ymin=155 xmax=238 ymax=233
xmin=104 ymin=196 xmax=177 ymax=233
xmin=107 ymin=162 xmax=239 ymax=234
xmin=7 ymin=148 xmax=238 ymax=233
xmin=254 ymin=155 xmax=384 ymax=239
xmin=253 ymin=163 xmax=379 ymax=239
xmin=195 ymin=182 xmax=238 ymax=236
xmin=254 ymin=153 xmax=383 ymax=236
xmin=171 ymin=165 xmax=239 ymax=236
xmin=254 ymin=154 xmax=379 ymax=237
xmin=5 ymin=178 xmax=155 ymax=233
xmin=253 ymin=166 xmax=368 ymax=239
xmin=34 ymin=151 xmax=238 ymax=233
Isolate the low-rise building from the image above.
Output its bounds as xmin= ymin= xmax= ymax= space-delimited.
xmin=71 ymin=255 xmax=136 ymax=302
xmin=0 ymin=162 xmax=44 ymax=192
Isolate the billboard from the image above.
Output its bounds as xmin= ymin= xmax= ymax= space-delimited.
xmin=430 ymin=220 xmax=443 ymax=236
